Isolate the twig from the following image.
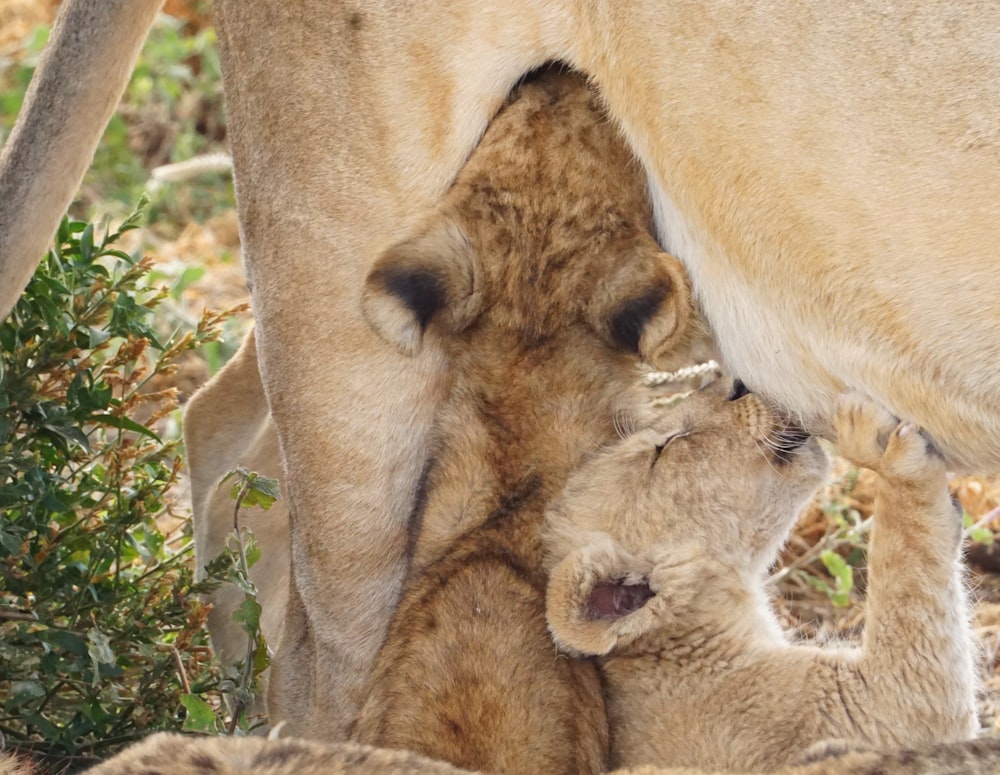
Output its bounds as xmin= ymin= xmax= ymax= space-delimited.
xmin=227 ymin=475 xmax=257 ymax=736
xmin=644 ymin=360 xmax=721 ymax=387
xmin=172 ymin=647 xmax=191 ymax=695
xmin=964 ymin=503 xmax=1000 ymax=540
xmin=0 ymin=609 xmax=38 ymax=622
xmin=769 ymin=516 xmax=871 ymax=587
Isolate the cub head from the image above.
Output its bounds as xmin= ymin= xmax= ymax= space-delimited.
xmin=361 ymin=211 xmax=701 ymax=367
xmin=361 ymin=70 xmax=719 ymax=564
xmin=361 ymin=70 xmax=715 ymax=373
xmin=543 ymin=377 xmax=831 ymax=657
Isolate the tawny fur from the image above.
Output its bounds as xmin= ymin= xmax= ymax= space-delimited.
xmin=350 ymin=70 xmax=707 ymax=775
xmin=0 ymin=755 xmax=35 ymax=775
xmin=3 ymin=0 xmax=999 ymax=742
xmin=544 ymin=381 xmax=978 ymax=773
xmin=78 ymin=732 xmax=1000 ymax=775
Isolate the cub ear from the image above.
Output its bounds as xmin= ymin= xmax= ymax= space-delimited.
xmin=362 ymin=215 xmax=483 ymax=356
xmin=545 ymin=537 xmax=657 ymax=657
xmin=587 ymin=235 xmax=705 ymax=370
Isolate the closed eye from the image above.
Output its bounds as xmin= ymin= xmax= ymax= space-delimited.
xmin=651 ymin=432 xmax=688 ymax=467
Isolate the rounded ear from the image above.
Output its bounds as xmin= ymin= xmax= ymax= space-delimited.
xmin=587 ymin=235 xmax=706 ymax=370
xmin=545 ymin=539 xmax=656 ymax=657
xmin=362 ymin=215 xmax=483 ymax=356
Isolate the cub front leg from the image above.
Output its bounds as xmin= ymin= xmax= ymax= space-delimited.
xmin=835 ymin=392 xmax=977 ymax=746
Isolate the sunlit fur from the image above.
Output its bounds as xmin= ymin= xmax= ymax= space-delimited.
xmin=4 ymin=0 xmax=998 ymax=747
xmin=351 ymin=71 xmax=708 ymax=775
xmin=545 ymin=383 xmax=977 ymax=771
xmin=86 ymin=729 xmax=1000 ymax=774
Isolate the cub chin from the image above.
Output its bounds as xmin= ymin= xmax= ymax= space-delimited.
xmin=545 ymin=378 xmax=978 ymax=773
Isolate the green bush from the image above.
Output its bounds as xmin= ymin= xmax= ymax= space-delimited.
xmin=0 ymin=201 xmax=235 ymax=771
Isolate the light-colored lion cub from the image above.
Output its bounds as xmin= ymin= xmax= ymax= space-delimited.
xmin=545 ymin=379 xmax=978 ymax=773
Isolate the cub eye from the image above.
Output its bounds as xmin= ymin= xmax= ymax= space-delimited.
xmin=651 ymin=432 xmax=686 ymax=467
xmin=728 ymin=379 xmax=751 ymax=401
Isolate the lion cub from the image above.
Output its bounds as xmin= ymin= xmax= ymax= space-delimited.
xmin=352 ymin=70 xmax=709 ymax=775
xmin=545 ymin=379 xmax=978 ymax=772
xmin=72 ymin=731 xmax=1000 ymax=775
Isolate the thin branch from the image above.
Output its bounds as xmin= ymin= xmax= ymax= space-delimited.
xmin=964 ymin=503 xmax=1000 ymax=540
xmin=172 ymin=647 xmax=191 ymax=695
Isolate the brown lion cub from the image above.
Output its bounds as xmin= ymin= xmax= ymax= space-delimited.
xmin=545 ymin=380 xmax=978 ymax=773
xmin=352 ymin=70 xmax=709 ymax=775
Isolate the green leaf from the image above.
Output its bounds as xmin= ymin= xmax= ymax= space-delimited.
xmin=225 ymin=467 xmax=281 ymax=510
xmin=5 ymin=680 xmax=45 ymax=710
xmin=86 ymin=412 xmax=161 ymax=442
xmin=253 ymin=633 xmax=271 ymax=676
xmin=0 ymin=527 xmax=22 ymax=554
xmin=39 ymin=629 xmax=89 ymax=656
xmin=241 ymin=488 xmax=274 ymax=510
xmin=171 ymin=266 xmax=206 ymax=300
xmin=115 ymin=194 xmax=150 ymax=239
xmin=68 ymin=372 xmax=113 ymax=413
xmin=38 ymin=421 xmax=91 ymax=453
xmin=108 ymin=293 xmax=161 ymax=347
xmin=79 ymin=223 xmax=95 ymax=264
xmin=244 ymin=532 xmax=261 ymax=570
xmin=234 ymin=596 xmax=262 ymax=637
xmin=964 ymin=510 xmax=995 ymax=545
xmin=820 ymin=550 xmax=854 ymax=608
xmin=179 ymin=694 xmax=217 ymax=733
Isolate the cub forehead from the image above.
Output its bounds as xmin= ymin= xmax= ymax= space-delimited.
xmin=559 ymin=401 xmax=740 ymax=497
xmin=553 ymin=441 xmax=655 ymax=525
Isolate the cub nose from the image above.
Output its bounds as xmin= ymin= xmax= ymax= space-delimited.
xmin=727 ymin=378 xmax=751 ymax=401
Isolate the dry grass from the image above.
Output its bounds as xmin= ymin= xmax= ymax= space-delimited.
xmin=775 ymin=459 xmax=1000 ymax=729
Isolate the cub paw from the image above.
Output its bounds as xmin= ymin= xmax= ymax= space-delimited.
xmin=834 ymin=392 xmax=944 ymax=483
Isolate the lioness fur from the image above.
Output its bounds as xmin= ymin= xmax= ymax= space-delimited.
xmin=75 ymin=732 xmax=1000 ymax=775
xmin=4 ymin=0 xmax=1000 ymax=743
xmin=545 ymin=381 xmax=978 ymax=772
xmin=183 ymin=328 xmax=288 ymax=704
xmin=348 ymin=70 xmax=709 ymax=775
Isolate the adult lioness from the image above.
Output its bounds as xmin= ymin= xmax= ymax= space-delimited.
xmin=349 ymin=70 xmax=704 ymax=775
xmin=545 ymin=382 xmax=977 ymax=772
xmin=3 ymin=0 xmax=999 ymax=741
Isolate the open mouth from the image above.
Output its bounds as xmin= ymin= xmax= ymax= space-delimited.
xmin=771 ymin=423 xmax=812 ymax=463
